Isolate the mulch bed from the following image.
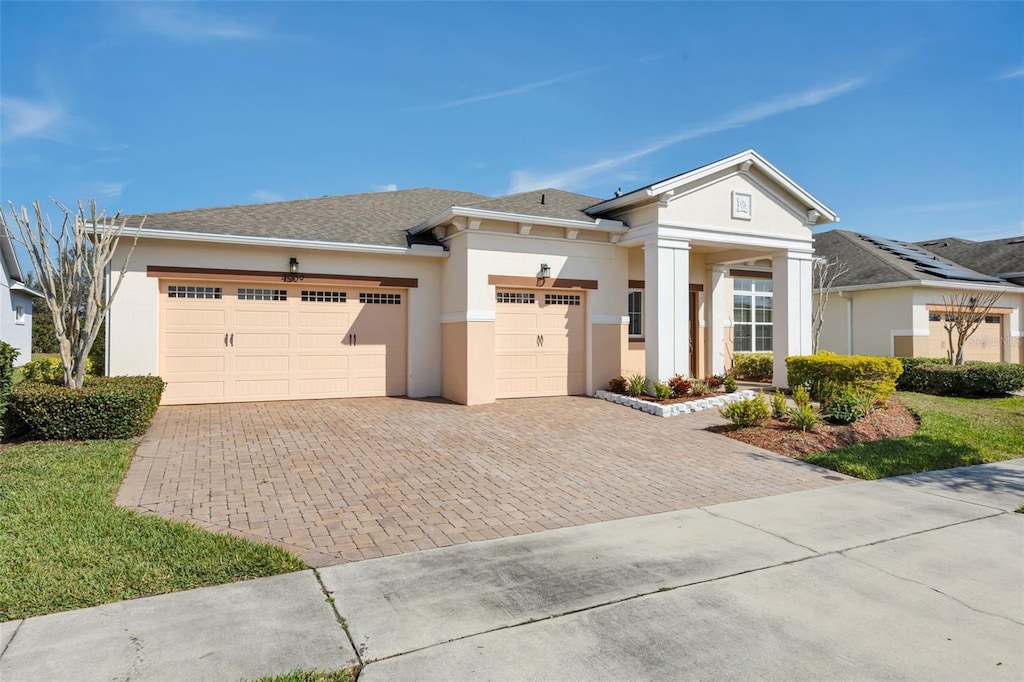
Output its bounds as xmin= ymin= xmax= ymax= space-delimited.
xmin=708 ymin=398 xmax=920 ymax=457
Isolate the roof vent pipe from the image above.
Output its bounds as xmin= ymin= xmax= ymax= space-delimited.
xmin=541 ymin=193 xmax=545 ymax=205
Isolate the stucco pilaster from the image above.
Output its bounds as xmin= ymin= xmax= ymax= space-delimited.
xmin=772 ymin=250 xmax=814 ymax=388
xmin=644 ymin=233 xmax=691 ymax=382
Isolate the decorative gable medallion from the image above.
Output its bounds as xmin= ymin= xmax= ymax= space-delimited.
xmin=732 ymin=191 xmax=753 ymax=220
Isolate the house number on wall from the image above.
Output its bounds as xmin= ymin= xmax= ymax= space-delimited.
xmin=732 ymin=191 xmax=753 ymax=220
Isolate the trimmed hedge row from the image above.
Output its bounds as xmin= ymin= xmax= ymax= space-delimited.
xmin=0 ymin=342 xmax=19 ymax=440
xmin=897 ymin=361 xmax=1024 ymax=397
xmin=9 ymin=376 xmax=166 ymax=440
xmin=787 ymin=351 xmax=903 ymax=403
xmin=733 ymin=353 xmax=773 ymax=382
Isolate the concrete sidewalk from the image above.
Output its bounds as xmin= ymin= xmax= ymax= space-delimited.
xmin=2 ymin=460 xmax=1022 ymax=681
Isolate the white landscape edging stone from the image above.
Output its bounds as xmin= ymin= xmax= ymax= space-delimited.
xmin=593 ymin=389 xmax=757 ymax=418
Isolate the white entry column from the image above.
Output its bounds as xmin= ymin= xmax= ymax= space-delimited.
xmin=707 ymin=264 xmax=728 ymax=376
xmin=772 ymin=250 xmax=814 ymax=388
xmin=644 ymin=235 xmax=690 ymax=382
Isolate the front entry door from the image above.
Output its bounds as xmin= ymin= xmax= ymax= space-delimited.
xmin=689 ymin=291 xmax=699 ymax=377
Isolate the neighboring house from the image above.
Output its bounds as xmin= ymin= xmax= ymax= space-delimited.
xmin=814 ymin=230 xmax=1024 ymax=363
xmin=0 ymin=226 xmax=40 ymax=365
xmin=108 ymin=150 xmax=838 ymax=405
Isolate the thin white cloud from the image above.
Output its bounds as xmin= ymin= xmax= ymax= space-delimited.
xmin=0 ymin=96 xmax=65 ymax=142
xmin=508 ymin=77 xmax=869 ymax=193
xmin=77 ymin=181 xmax=127 ymax=200
xmin=414 ymin=67 xmax=603 ymax=111
xmin=128 ymin=3 xmax=267 ymax=41
xmin=374 ymin=184 xmax=398 ymax=193
xmin=994 ymin=66 xmax=1024 ymax=81
xmin=250 ymin=190 xmax=284 ymax=203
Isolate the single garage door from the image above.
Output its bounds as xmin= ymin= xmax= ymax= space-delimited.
xmin=159 ymin=282 xmax=406 ymax=404
xmin=927 ymin=312 xmax=1003 ymax=362
xmin=494 ymin=289 xmax=585 ymax=399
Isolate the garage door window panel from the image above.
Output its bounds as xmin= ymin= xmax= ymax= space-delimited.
xmin=301 ymin=290 xmax=346 ymax=303
xmin=238 ymin=288 xmax=287 ymax=301
xmin=168 ymin=285 xmax=222 ymax=300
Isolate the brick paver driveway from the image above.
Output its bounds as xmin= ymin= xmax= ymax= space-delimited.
xmin=118 ymin=396 xmax=850 ymax=567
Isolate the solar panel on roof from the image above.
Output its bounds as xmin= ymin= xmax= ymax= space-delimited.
xmin=859 ymin=234 xmax=1002 ymax=283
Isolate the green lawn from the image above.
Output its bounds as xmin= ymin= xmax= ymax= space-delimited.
xmin=0 ymin=440 xmax=305 ymax=621
xmin=251 ymin=670 xmax=355 ymax=682
xmin=803 ymin=392 xmax=1024 ymax=480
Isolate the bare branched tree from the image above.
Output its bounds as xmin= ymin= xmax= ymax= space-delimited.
xmin=939 ymin=292 xmax=1003 ymax=365
xmin=1 ymin=199 xmax=143 ymax=388
xmin=811 ymin=256 xmax=850 ymax=353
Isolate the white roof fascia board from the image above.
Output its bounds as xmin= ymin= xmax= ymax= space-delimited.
xmin=410 ymin=206 xmax=626 ymax=235
xmin=823 ymin=280 xmax=1020 ymax=295
xmin=10 ymin=282 xmax=44 ymax=298
xmin=126 ymin=228 xmax=448 ymax=257
xmin=0 ymin=227 xmax=25 ymax=282
xmin=587 ymin=150 xmax=838 ymax=223
xmin=916 ymin=279 xmax=1019 ymax=293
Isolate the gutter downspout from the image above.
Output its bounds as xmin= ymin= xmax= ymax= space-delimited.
xmin=838 ymin=290 xmax=853 ymax=355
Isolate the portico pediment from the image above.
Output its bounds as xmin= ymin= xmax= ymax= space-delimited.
xmin=587 ymin=150 xmax=837 ymax=243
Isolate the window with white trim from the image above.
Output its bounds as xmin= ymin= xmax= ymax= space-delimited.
xmin=15 ymin=305 xmax=25 ymax=324
xmin=627 ymin=290 xmax=643 ymax=337
xmin=733 ymin=278 xmax=772 ymax=352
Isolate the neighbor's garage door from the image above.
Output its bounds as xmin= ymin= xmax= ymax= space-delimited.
xmin=927 ymin=312 xmax=1003 ymax=362
xmin=159 ymin=282 xmax=406 ymax=404
xmin=494 ymin=289 xmax=585 ymax=399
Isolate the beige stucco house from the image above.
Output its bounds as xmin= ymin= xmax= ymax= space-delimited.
xmin=107 ymin=150 xmax=837 ymax=405
xmin=814 ymin=230 xmax=1024 ymax=363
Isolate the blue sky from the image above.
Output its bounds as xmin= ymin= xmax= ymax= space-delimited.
xmin=2 ymin=1 xmax=1022 ymax=242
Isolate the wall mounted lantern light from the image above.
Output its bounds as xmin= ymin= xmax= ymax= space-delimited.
xmin=284 ymin=257 xmax=303 ymax=282
xmin=540 ymin=263 xmax=551 ymax=280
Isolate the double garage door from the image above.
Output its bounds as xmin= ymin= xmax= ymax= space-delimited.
xmin=160 ymin=281 xmax=406 ymax=405
xmin=494 ymin=289 xmax=585 ymax=399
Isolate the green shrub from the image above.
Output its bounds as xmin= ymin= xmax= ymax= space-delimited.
xmin=0 ymin=342 xmax=19 ymax=440
xmin=723 ymin=375 xmax=738 ymax=393
xmin=704 ymin=374 xmax=725 ymax=389
xmin=690 ymin=379 xmax=713 ymax=397
xmin=786 ymin=404 xmax=820 ymax=432
xmin=770 ymin=389 xmax=787 ymax=419
xmin=733 ymin=353 xmax=773 ymax=382
xmin=668 ymin=374 xmax=691 ymax=398
xmin=787 ymin=353 xmax=903 ymax=403
xmin=895 ymin=357 xmax=948 ymax=390
xmin=898 ymin=362 xmax=1024 ymax=397
xmin=625 ymin=373 xmax=648 ymax=398
xmin=792 ymin=384 xmax=811 ymax=408
xmin=20 ymin=357 xmax=97 ymax=385
xmin=9 ymin=376 xmax=166 ymax=440
xmin=652 ymin=381 xmax=672 ymax=401
xmin=607 ymin=375 xmax=628 ymax=394
xmin=719 ymin=391 xmax=771 ymax=428
xmin=820 ymin=383 xmax=872 ymax=424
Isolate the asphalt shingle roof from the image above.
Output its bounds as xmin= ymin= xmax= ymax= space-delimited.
xmin=814 ymin=229 xmax=1016 ymax=287
xmin=126 ymin=188 xmax=490 ymax=248
xmin=462 ymin=189 xmax=603 ymax=223
xmin=914 ymin=235 xmax=1024 ymax=277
